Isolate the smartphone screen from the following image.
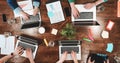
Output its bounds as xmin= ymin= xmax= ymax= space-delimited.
xmin=2 ymin=14 xmax=7 ymax=22
xmin=64 ymin=7 xmax=71 ymax=17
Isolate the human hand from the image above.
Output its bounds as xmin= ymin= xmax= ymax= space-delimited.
xmin=13 ymin=46 xmax=24 ymax=56
xmin=71 ymin=51 xmax=77 ymax=61
xmin=33 ymin=7 xmax=39 ymax=16
xmin=104 ymin=59 xmax=109 ymax=63
xmin=59 ymin=51 xmax=68 ymax=63
xmin=20 ymin=11 xmax=29 ymax=20
xmin=71 ymin=51 xmax=78 ymax=63
xmin=71 ymin=6 xmax=80 ymax=18
xmin=84 ymin=3 xmax=96 ymax=9
xmin=88 ymin=57 xmax=95 ymax=63
xmin=26 ymin=48 xmax=33 ymax=59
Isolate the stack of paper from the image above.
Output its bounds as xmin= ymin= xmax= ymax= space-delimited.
xmin=0 ymin=35 xmax=15 ymax=55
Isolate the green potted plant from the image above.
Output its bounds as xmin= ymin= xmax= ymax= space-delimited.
xmin=60 ymin=23 xmax=76 ymax=39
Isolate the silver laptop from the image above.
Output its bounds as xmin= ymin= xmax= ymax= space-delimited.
xmin=46 ymin=0 xmax=65 ymax=24
xmin=59 ymin=40 xmax=81 ymax=60
xmin=72 ymin=4 xmax=96 ymax=21
xmin=20 ymin=12 xmax=41 ymax=29
xmin=71 ymin=5 xmax=99 ymax=26
xmin=15 ymin=36 xmax=38 ymax=59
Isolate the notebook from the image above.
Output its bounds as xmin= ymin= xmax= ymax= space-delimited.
xmin=15 ymin=36 xmax=38 ymax=59
xmin=46 ymin=0 xmax=65 ymax=24
xmin=72 ymin=4 xmax=99 ymax=26
xmin=20 ymin=12 xmax=41 ymax=29
xmin=59 ymin=40 xmax=81 ymax=60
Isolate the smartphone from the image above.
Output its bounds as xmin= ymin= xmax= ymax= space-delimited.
xmin=64 ymin=7 xmax=71 ymax=17
xmin=2 ymin=14 xmax=7 ymax=22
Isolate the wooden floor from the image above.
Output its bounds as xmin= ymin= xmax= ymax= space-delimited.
xmin=0 ymin=0 xmax=120 ymax=63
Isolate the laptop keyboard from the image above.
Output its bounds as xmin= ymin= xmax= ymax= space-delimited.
xmin=18 ymin=41 xmax=36 ymax=52
xmin=76 ymin=12 xmax=93 ymax=19
xmin=61 ymin=47 xmax=79 ymax=54
xmin=22 ymin=14 xmax=40 ymax=23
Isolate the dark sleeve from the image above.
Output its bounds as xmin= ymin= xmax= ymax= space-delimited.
xmin=68 ymin=0 xmax=75 ymax=3
xmin=34 ymin=0 xmax=40 ymax=2
xmin=7 ymin=0 xmax=19 ymax=10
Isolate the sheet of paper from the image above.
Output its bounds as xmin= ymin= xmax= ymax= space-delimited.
xmin=0 ymin=35 xmax=15 ymax=55
xmin=0 ymin=35 xmax=6 ymax=48
xmin=14 ymin=0 xmax=33 ymax=18
xmin=46 ymin=1 xmax=65 ymax=24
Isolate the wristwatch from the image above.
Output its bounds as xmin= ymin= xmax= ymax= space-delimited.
xmin=10 ymin=52 xmax=14 ymax=56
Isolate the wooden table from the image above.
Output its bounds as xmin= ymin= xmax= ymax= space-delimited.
xmin=0 ymin=0 xmax=119 ymax=63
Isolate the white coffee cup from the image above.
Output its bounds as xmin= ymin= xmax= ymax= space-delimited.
xmin=38 ymin=27 xmax=45 ymax=34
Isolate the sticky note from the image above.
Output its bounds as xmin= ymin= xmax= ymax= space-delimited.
xmin=51 ymin=28 xmax=58 ymax=35
xmin=106 ymin=20 xmax=114 ymax=31
xmin=106 ymin=43 xmax=113 ymax=53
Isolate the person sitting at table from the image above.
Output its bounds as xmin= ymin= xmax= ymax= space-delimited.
xmin=56 ymin=51 xmax=79 ymax=63
xmin=0 ymin=46 xmax=35 ymax=63
xmin=68 ymin=0 xmax=107 ymax=18
xmin=7 ymin=0 xmax=40 ymax=20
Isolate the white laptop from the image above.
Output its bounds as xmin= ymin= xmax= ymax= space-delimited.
xmin=15 ymin=36 xmax=38 ymax=59
xmin=59 ymin=40 xmax=81 ymax=60
xmin=46 ymin=0 xmax=65 ymax=24
xmin=72 ymin=4 xmax=96 ymax=22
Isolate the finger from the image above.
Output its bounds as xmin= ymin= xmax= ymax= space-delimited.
xmin=104 ymin=61 xmax=106 ymax=63
xmin=16 ymin=46 xmax=22 ymax=50
xmin=92 ymin=60 xmax=95 ymax=63
xmin=88 ymin=57 xmax=91 ymax=61
xmin=19 ymin=50 xmax=24 ymax=55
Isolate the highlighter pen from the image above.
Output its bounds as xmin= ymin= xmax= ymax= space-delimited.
xmin=43 ymin=38 xmax=48 ymax=46
xmin=83 ymin=38 xmax=92 ymax=42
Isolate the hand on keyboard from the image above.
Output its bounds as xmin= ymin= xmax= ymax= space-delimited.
xmin=71 ymin=51 xmax=77 ymax=61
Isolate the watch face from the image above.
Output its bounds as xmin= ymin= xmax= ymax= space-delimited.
xmin=11 ymin=53 xmax=14 ymax=56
